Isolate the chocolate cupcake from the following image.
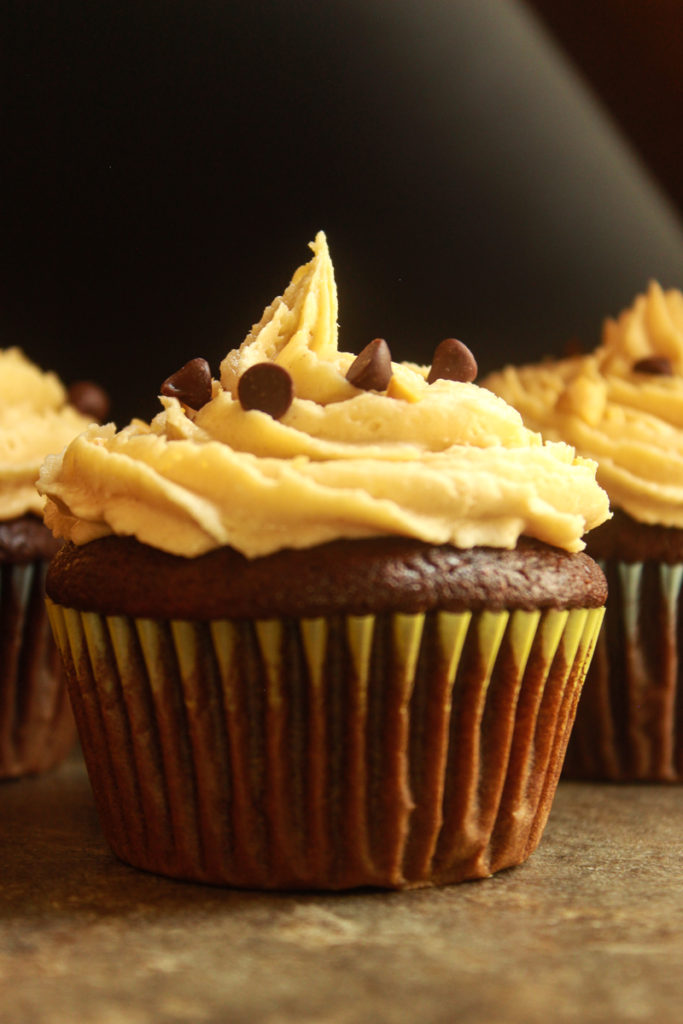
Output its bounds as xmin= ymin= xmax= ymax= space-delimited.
xmin=485 ymin=282 xmax=683 ymax=782
xmin=39 ymin=234 xmax=609 ymax=887
xmin=0 ymin=348 xmax=96 ymax=777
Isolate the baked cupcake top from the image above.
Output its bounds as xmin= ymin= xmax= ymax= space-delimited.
xmin=38 ymin=233 xmax=609 ymax=558
xmin=0 ymin=348 xmax=93 ymax=521
xmin=484 ymin=282 xmax=683 ymax=528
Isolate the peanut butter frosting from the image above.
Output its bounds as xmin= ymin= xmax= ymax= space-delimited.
xmin=0 ymin=348 xmax=93 ymax=520
xmin=484 ymin=282 xmax=683 ymax=528
xmin=38 ymin=233 xmax=609 ymax=558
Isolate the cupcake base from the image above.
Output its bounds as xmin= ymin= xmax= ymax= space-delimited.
xmin=48 ymin=600 xmax=603 ymax=889
xmin=0 ymin=514 xmax=76 ymax=779
xmin=564 ymin=509 xmax=683 ymax=782
xmin=0 ymin=559 xmax=75 ymax=779
xmin=564 ymin=558 xmax=683 ymax=782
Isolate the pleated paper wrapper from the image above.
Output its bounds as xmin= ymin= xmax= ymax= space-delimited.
xmin=47 ymin=599 xmax=603 ymax=889
xmin=0 ymin=561 xmax=75 ymax=778
xmin=564 ymin=560 xmax=683 ymax=782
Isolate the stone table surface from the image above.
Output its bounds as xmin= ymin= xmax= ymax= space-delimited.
xmin=0 ymin=753 xmax=681 ymax=1024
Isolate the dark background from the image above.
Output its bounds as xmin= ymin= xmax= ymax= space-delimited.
xmin=527 ymin=0 xmax=683 ymax=219
xmin=3 ymin=0 xmax=683 ymax=425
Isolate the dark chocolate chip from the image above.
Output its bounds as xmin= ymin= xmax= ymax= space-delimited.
xmin=427 ymin=338 xmax=478 ymax=384
xmin=237 ymin=363 xmax=294 ymax=419
xmin=346 ymin=338 xmax=393 ymax=391
xmin=67 ymin=380 xmax=111 ymax=422
xmin=160 ymin=358 xmax=212 ymax=410
xmin=632 ymin=356 xmax=674 ymax=376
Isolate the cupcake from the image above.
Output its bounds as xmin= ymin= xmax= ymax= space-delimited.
xmin=0 ymin=348 xmax=100 ymax=778
xmin=484 ymin=282 xmax=683 ymax=782
xmin=38 ymin=233 xmax=609 ymax=888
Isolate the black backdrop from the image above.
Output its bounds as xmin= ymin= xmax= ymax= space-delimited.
xmin=4 ymin=0 xmax=683 ymax=424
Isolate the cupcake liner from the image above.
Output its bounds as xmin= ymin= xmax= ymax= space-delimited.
xmin=47 ymin=599 xmax=603 ymax=889
xmin=564 ymin=559 xmax=683 ymax=781
xmin=0 ymin=561 xmax=76 ymax=778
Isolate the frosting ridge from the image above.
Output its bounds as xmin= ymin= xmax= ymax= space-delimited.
xmin=39 ymin=233 xmax=609 ymax=557
xmin=0 ymin=348 xmax=93 ymax=520
xmin=484 ymin=282 xmax=683 ymax=527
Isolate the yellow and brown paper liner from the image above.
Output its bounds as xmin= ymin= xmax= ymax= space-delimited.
xmin=0 ymin=561 xmax=75 ymax=778
xmin=564 ymin=560 xmax=683 ymax=781
xmin=47 ymin=601 xmax=603 ymax=888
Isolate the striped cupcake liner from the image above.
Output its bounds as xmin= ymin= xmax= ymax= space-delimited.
xmin=0 ymin=561 xmax=76 ymax=778
xmin=564 ymin=560 xmax=683 ymax=781
xmin=47 ymin=600 xmax=603 ymax=889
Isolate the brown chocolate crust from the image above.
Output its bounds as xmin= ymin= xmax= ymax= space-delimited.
xmin=46 ymin=535 xmax=606 ymax=620
xmin=0 ymin=515 xmax=61 ymax=564
xmin=585 ymin=507 xmax=683 ymax=563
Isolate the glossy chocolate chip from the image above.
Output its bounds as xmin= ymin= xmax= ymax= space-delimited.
xmin=238 ymin=362 xmax=294 ymax=419
xmin=67 ymin=380 xmax=111 ymax=422
xmin=346 ymin=338 xmax=392 ymax=391
xmin=427 ymin=338 xmax=478 ymax=384
xmin=160 ymin=357 xmax=212 ymax=410
xmin=633 ymin=356 xmax=674 ymax=376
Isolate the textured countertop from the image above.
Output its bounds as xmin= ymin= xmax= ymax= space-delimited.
xmin=1 ymin=752 xmax=681 ymax=1024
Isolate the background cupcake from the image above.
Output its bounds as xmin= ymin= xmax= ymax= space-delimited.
xmin=485 ymin=282 xmax=683 ymax=782
xmin=39 ymin=234 xmax=609 ymax=888
xmin=0 ymin=348 xmax=98 ymax=778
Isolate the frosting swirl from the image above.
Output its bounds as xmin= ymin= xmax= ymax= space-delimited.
xmin=484 ymin=282 xmax=683 ymax=528
xmin=0 ymin=348 xmax=93 ymax=520
xmin=38 ymin=233 xmax=609 ymax=557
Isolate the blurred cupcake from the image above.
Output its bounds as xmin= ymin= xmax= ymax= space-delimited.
xmin=0 ymin=348 xmax=101 ymax=778
xmin=485 ymin=282 xmax=683 ymax=782
xmin=39 ymin=234 xmax=608 ymax=888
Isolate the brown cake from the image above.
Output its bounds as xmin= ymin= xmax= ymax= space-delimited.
xmin=47 ymin=534 xmax=607 ymax=619
xmin=40 ymin=234 xmax=609 ymax=887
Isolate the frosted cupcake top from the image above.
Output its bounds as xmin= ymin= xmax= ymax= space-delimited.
xmin=0 ymin=348 xmax=94 ymax=521
xmin=484 ymin=282 xmax=683 ymax=528
xmin=38 ymin=233 xmax=609 ymax=558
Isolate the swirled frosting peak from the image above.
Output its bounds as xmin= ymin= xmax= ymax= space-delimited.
xmin=0 ymin=347 xmax=93 ymax=520
xmin=484 ymin=281 xmax=683 ymax=527
xmin=39 ymin=233 xmax=609 ymax=557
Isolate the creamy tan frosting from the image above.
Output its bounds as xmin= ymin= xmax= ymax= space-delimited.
xmin=0 ymin=348 xmax=92 ymax=520
xmin=38 ymin=233 xmax=609 ymax=557
xmin=484 ymin=282 xmax=683 ymax=528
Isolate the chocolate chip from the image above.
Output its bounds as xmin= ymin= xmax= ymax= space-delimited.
xmin=238 ymin=363 xmax=294 ymax=419
xmin=67 ymin=380 xmax=111 ymax=422
xmin=346 ymin=338 xmax=392 ymax=391
xmin=427 ymin=338 xmax=478 ymax=384
xmin=160 ymin=358 xmax=212 ymax=410
xmin=633 ymin=356 xmax=673 ymax=376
